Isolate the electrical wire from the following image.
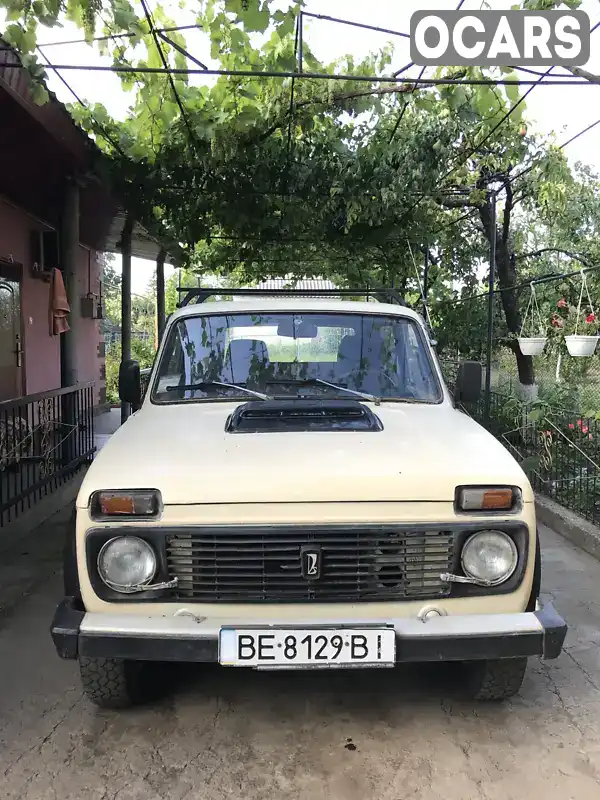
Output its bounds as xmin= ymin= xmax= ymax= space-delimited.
xmin=407 ymin=240 xmax=433 ymax=327
xmin=139 ymin=0 xmax=200 ymax=150
xmin=35 ymin=45 xmax=128 ymax=157
xmin=38 ymin=23 xmax=202 ymax=48
xmin=302 ymin=11 xmax=409 ymax=39
xmin=389 ymin=0 xmax=466 ymax=140
xmin=445 ymin=263 xmax=600 ymax=307
xmin=8 ymin=61 xmax=592 ymax=85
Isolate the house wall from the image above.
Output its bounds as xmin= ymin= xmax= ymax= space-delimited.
xmin=0 ymin=196 xmax=106 ymax=404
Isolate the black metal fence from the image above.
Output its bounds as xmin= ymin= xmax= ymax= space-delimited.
xmin=0 ymin=383 xmax=96 ymax=527
xmin=442 ymin=361 xmax=600 ymax=526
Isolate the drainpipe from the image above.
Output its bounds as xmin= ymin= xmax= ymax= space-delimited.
xmin=120 ymin=216 xmax=134 ymax=424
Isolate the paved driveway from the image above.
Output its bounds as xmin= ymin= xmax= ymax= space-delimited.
xmin=1 ymin=524 xmax=599 ymax=800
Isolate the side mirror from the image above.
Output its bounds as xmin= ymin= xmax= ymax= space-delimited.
xmin=454 ymin=361 xmax=482 ymax=404
xmin=119 ymin=359 xmax=142 ymax=411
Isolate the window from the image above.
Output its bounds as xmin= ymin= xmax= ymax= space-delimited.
xmin=152 ymin=312 xmax=442 ymax=404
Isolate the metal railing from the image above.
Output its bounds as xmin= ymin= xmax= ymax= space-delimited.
xmin=470 ymin=395 xmax=600 ymax=526
xmin=442 ymin=359 xmax=600 ymax=527
xmin=0 ymin=383 xmax=96 ymax=527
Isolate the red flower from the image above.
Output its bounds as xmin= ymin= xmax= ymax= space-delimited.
xmin=577 ymin=419 xmax=583 ymax=427
xmin=586 ymin=313 xmax=596 ymax=324
xmin=551 ymin=317 xmax=564 ymax=328
xmin=557 ymin=298 xmax=568 ymax=309
xmin=568 ymin=423 xmax=575 ymax=429
xmin=582 ymin=426 xmax=589 ymax=434
xmin=589 ymin=434 xmax=594 ymax=441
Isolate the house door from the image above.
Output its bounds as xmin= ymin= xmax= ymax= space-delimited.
xmin=0 ymin=279 xmax=23 ymax=401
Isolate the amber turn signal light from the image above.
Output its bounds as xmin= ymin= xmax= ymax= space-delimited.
xmin=458 ymin=487 xmax=514 ymax=511
xmin=93 ymin=490 xmax=160 ymax=517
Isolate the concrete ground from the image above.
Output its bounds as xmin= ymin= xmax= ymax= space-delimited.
xmin=0 ymin=522 xmax=599 ymax=800
xmin=94 ymin=408 xmax=122 ymax=453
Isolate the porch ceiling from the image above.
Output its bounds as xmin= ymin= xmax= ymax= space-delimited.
xmin=0 ymin=41 xmax=181 ymax=261
xmin=103 ymin=211 xmax=183 ymax=264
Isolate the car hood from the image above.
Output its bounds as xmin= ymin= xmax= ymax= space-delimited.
xmin=78 ymin=401 xmax=531 ymax=506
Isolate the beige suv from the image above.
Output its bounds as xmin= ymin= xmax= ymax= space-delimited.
xmin=52 ymin=290 xmax=566 ymax=708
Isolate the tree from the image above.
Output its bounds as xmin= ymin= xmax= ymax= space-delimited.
xmin=4 ymin=0 xmax=599 ymax=401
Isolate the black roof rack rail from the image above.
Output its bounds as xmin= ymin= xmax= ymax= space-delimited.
xmin=176 ymin=287 xmax=408 ymax=308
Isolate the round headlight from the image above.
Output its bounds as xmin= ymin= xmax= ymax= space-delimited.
xmin=461 ymin=530 xmax=518 ymax=586
xmin=97 ymin=536 xmax=157 ymax=593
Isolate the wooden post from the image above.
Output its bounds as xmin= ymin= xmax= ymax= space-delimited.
xmin=156 ymin=247 xmax=166 ymax=346
xmin=120 ymin=216 xmax=134 ymax=424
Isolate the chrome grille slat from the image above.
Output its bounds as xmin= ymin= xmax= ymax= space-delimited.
xmin=165 ymin=527 xmax=455 ymax=603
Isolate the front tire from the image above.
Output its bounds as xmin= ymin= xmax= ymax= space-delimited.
xmin=79 ymin=657 xmax=150 ymax=709
xmin=466 ymin=657 xmax=528 ymax=701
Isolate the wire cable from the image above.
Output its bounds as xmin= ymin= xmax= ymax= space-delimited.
xmin=9 ymin=61 xmax=592 ymax=84
xmin=139 ymin=0 xmax=200 ymax=150
xmin=389 ymin=0 xmax=466 ymax=133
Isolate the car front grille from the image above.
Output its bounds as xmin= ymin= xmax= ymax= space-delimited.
xmin=165 ymin=526 xmax=455 ymax=603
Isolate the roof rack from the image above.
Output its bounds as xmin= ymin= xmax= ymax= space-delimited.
xmin=176 ymin=287 xmax=408 ymax=308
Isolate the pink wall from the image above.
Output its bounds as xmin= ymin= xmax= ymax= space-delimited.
xmin=73 ymin=245 xmax=104 ymax=404
xmin=0 ymin=196 xmax=105 ymax=404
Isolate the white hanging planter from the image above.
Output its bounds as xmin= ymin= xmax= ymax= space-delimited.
xmin=566 ymin=271 xmax=598 ymax=357
xmin=518 ymin=337 xmax=547 ymax=356
xmin=518 ymin=284 xmax=547 ymax=356
xmin=565 ymin=335 xmax=598 ymax=357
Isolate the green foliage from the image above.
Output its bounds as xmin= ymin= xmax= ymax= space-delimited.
xmin=4 ymin=0 xmax=600 ymax=392
xmin=520 ymin=0 xmax=581 ymax=8
xmin=105 ymin=337 xmax=155 ymax=404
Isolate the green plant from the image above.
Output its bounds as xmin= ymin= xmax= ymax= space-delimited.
xmin=105 ymin=339 xmax=156 ymax=405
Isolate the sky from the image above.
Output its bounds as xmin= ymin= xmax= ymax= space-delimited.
xmin=9 ymin=0 xmax=600 ymax=293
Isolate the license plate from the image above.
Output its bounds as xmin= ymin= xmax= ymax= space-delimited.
xmin=219 ymin=628 xmax=396 ymax=668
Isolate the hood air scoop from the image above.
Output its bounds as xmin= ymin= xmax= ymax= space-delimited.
xmin=225 ymin=399 xmax=383 ymax=434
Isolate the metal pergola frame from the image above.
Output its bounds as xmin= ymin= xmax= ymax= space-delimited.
xmin=24 ymin=3 xmax=600 ymax=424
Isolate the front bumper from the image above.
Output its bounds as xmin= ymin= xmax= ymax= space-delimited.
xmin=51 ymin=598 xmax=567 ymax=664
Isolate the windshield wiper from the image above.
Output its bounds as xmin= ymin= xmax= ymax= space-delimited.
xmin=166 ymin=381 xmax=271 ymax=400
xmin=265 ymin=378 xmax=380 ymax=405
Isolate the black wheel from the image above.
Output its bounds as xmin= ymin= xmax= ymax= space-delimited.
xmin=466 ymin=657 xmax=528 ymax=701
xmin=79 ymin=657 xmax=157 ymax=709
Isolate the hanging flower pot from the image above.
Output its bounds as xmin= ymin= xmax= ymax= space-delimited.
xmin=565 ymin=335 xmax=598 ymax=357
xmin=565 ymin=272 xmax=598 ymax=357
xmin=518 ymin=284 xmax=547 ymax=355
xmin=518 ymin=337 xmax=547 ymax=356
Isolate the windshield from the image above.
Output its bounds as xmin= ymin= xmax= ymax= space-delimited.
xmin=151 ymin=312 xmax=442 ymax=404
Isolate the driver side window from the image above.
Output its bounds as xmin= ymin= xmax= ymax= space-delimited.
xmin=156 ymin=331 xmax=185 ymax=395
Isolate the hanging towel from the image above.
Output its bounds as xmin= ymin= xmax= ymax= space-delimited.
xmin=49 ymin=268 xmax=70 ymax=335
